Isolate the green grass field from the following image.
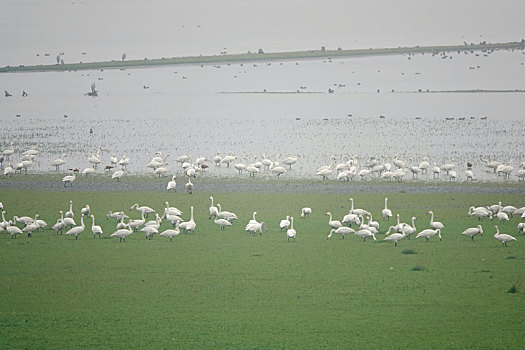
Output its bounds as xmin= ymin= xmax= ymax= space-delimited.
xmin=0 ymin=189 xmax=524 ymax=349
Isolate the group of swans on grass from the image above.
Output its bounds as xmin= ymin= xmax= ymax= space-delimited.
xmin=3 ymin=196 xmax=522 ymax=246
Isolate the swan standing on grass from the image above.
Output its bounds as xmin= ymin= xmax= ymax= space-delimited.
xmin=214 ymin=217 xmax=232 ymax=230
xmin=164 ymin=202 xmax=183 ymax=216
xmin=248 ymin=211 xmax=259 ymax=225
xmin=279 ymin=216 xmax=291 ymax=230
xmin=106 ymin=211 xmax=129 ymax=222
xmin=141 ymin=225 xmax=158 ymax=240
xmin=348 ymin=198 xmax=369 ymax=217
xmin=65 ymin=214 xmax=85 ymax=240
xmin=342 ymin=212 xmax=361 ymax=227
xmin=245 ymin=220 xmax=267 ymax=236
xmin=495 ymin=210 xmax=509 ymax=223
xmin=382 ymin=197 xmax=392 ymax=220
xmin=427 ymin=211 xmax=444 ymax=230
xmin=384 ymin=231 xmax=406 ymax=246
xmin=80 ymin=205 xmax=90 ymax=217
xmin=416 ymin=228 xmax=442 ymax=242
xmin=355 ymin=228 xmax=377 ymax=242
xmin=128 ymin=211 xmax=146 ymax=231
xmin=130 ymin=203 xmax=155 ymax=218
xmin=65 ymin=200 xmax=74 ymax=218
xmin=494 ymin=226 xmax=517 ymax=247
xmin=7 ymin=221 xmax=23 ymax=238
xmin=90 ymin=214 xmax=103 ymax=238
xmin=286 ymin=217 xmax=296 ymax=242
xmin=111 ymin=227 xmax=133 ymax=242
xmin=22 ymin=215 xmax=40 ymax=237
xmin=400 ymin=216 xmax=417 ymax=239
xmin=167 ymin=175 xmax=177 ymax=192
xmin=179 ymin=206 xmax=196 ymax=234
xmin=327 ymin=226 xmax=355 ymax=239
xmin=461 ymin=225 xmax=483 ymax=241
xmin=208 ymin=196 xmax=219 ymax=219
xmin=52 ymin=211 xmax=66 ymax=235
xmin=160 ymin=221 xmax=181 ymax=241
xmin=326 ymin=212 xmax=342 ymax=229
xmin=300 ymin=207 xmax=312 ymax=218
xmin=468 ymin=206 xmax=493 ymax=220
xmin=217 ymin=204 xmax=238 ymax=222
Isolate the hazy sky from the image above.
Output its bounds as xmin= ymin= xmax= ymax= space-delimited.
xmin=1 ymin=0 xmax=525 ymax=66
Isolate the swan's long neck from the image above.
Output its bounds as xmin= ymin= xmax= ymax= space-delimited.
xmin=1 ymin=211 xmax=6 ymax=223
xmin=350 ymin=198 xmax=354 ymax=211
xmin=190 ymin=206 xmax=194 ymax=221
xmin=396 ymin=215 xmax=400 ymax=225
xmin=91 ymin=215 xmax=96 ymax=227
xmin=290 ymin=217 xmax=294 ymax=230
xmin=328 ymin=229 xmax=334 ymax=239
xmin=210 ymin=197 xmax=214 ymax=206
xmin=80 ymin=215 xmax=85 ymax=228
xmin=141 ymin=211 xmax=145 ymax=221
xmin=429 ymin=212 xmax=434 ymax=224
xmin=328 ymin=213 xmax=333 ymax=221
xmin=217 ymin=204 xmax=222 ymax=212
xmin=252 ymin=212 xmax=257 ymax=221
xmin=411 ymin=217 xmax=416 ymax=228
xmin=69 ymin=201 xmax=73 ymax=212
xmin=384 ymin=198 xmax=388 ymax=210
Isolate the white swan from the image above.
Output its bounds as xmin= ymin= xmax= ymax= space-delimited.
xmin=160 ymin=221 xmax=181 ymax=241
xmin=248 ymin=211 xmax=258 ymax=225
xmin=279 ymin=216 xmax=291 ymax=230
xmin=214 ymin=217 xmax=232 ymax=230
xmin=164 ymin=202 xmax=183 ymax=216
xmin=487 ymin=201 xmax=502 ymax=214
xmin=110 ymin=227 xmax=133 ymax=242
xmin=106 ymin=211 xmax=129 ymax=222
xmin=495 ymin=210 xmax=509 ymax=223
xmin=51 ymin=154 xmax=66 ymax=171
xmin=209 ymin=196 xmax=219 ymax=219
xmin=327 ymin=226 xmax=355 ymax=239
xmin=286 ymin=217 xmax=296 ymax=242
xmin=179 ymin=206 xmax=196 ymax=234
xmin=416 ymin=228 xmax=442 ymax=242
xmin=52 ymin=211 xmax=66 ymax=235
xmin=384 ymin=231 xmax=406 ymax=246
xmin=65 ymin=200 xmax=74 ymax=218
xmin=167 ymin=175 xmax=177 ymax=192
xmin=468 ymin=206 xmax=492 ymax=221
xmin=130 ymin=203 xmax=155 ymax=218
xmin=80 ymin=204 xmax=90 ymax=217
xmin=185 ymin=176 xmax=193 ymax=194
xmin=90 ymin=214 xmax=103 ymax=238
xmin=427 ymin=211 xmax=444 ymax=230
xmin=355 ymin=228 xmax=377 ymax=241
xmin=300 ymin=207 xmax=312 ymax=218
xmin=141 ymin=225 xmax=158 ymax=240
xmin=326 ymin=212 xmax=342 ymax=229
xmin=7 ymin=220 xmax=23 ymax=238
xmin=62 ymin=172 xmax=76 ymax=187
xmin=65 ymin=214 xmax=85 ymax=240
xmin=128 ymin=211 xmax=146 ymax=231
xmin=342 ymin=212 xmax=360 ymax=227
xmin=494 ymin=225 xmax=516 ymax=247
xmin=399 ymin=216 xmax=417 ymax=239
xmin=382 ymin=197 xmax=392 ymax=220
xmin=245 ymin=221 xmax=267 ymax=235
xmin=22 ymin=214 xmax=40 ymax=237
xmin=349 ymin=198 xmax=369 ymax=216
xmin=112 ymin=168 xmax=124 ymax=181
xmin=217 ymin=204 xmax=237 ymax=222
xmin=282 ymin=156 xmax=298 ymax=170
xmin=461 ymin=225 xmax=483 ymax=241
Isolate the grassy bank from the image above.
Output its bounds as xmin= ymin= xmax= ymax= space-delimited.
xmin=0 ymin=189 xmax=524 ymax=348
xmin=1 ymin=41 xmax=524 ymax=73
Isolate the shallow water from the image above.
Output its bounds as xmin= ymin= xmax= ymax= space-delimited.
xmin=1 ymin=49 xmax=525 ymax=182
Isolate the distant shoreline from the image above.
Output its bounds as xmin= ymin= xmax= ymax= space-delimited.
xmin=1 ymin=41 xmax=524 ymax=73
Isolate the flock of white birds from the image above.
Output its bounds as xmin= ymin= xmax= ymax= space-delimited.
xmin=2 ymin=142 xmax=525 ymax=191
xmin=1 ymin=196 xmax=522 ymax=247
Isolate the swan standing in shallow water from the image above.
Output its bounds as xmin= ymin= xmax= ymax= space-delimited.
xmin=286 ymin=217 xmax=296 ymax=242
xmin=167 ymin=175 xmax=177 ymax=192
xmin=494 ymin=225 xmax=516 ymax=247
